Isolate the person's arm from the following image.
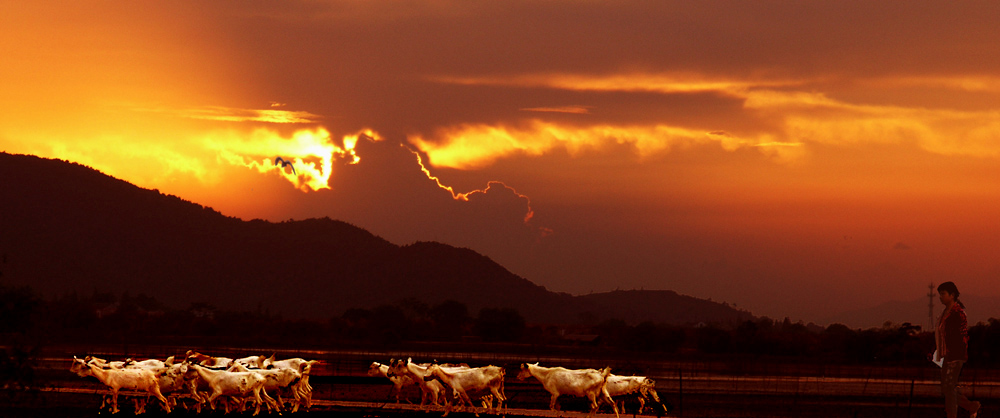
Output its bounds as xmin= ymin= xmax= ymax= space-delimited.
xmin=937 ymin=310 xmax=948 ymax=358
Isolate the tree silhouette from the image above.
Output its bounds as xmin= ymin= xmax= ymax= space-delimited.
xmin=474 ymin=308 xmax=525 ymax=342
xmin=0 ymin=284 xmax=38 ymax=334
xmin=431 ymin=300 xmax=470 ymax=340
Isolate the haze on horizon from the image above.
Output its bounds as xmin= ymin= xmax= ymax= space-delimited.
xmin=2 ymin=1 xmax=999 ymax=325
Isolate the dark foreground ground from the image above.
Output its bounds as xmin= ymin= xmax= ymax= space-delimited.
xmin=2 ymin=344 xmax=994 ymax=418
xmin=0 ymin=381 xmax=974 ymax=418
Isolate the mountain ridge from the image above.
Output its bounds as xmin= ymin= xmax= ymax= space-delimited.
xmin=822 ymin=294 xmax=1000 ymax=330
xmin=0 ymin=152 xmax=753 ymax=326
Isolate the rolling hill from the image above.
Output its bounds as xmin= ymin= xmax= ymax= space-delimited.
xmin=822 ymin=294 xmax=1000 ymax=330
xmin=0 ymin=152 xmax=753 ymax=326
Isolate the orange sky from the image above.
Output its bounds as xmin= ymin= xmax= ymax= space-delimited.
xmin=3 ymin=1 xmax=999 ymax=325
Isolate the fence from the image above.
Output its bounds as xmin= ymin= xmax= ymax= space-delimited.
xmin=41 ymin=343 xmax=1000 ymax=418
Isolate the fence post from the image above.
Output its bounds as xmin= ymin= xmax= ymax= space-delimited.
xmin=678 ymin=368 xmax=683 ymax=417
xmin=907 ymin=378 xmax=914 ymax=418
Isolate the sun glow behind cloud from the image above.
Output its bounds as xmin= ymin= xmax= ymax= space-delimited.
xmin=207 ymin=127 xmax=377 ymax=192
xmin=431 ymin=72 xmax=801 ymax=96
xmin=409 ymin=120 xmax=802 ymax=170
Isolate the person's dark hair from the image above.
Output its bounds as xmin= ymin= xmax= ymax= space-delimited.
xmin=938 ymin=281 xmax=965 ymax=308
xmin=938 ymin=281 xmax=960 ymax=298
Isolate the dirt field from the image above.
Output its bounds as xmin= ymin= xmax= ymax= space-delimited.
xmin=0 ymin=388 xmax=958 ymax=418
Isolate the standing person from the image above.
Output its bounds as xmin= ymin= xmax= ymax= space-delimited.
xmin=935 ymin=281 xmax=981 ymax=418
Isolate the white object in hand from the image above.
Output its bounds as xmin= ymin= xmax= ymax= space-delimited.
xmin=932 ymin=350 xmax=944 ymax=368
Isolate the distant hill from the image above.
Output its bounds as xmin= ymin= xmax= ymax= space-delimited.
xmin=0 ymin=152 xmax=752 ymax=326
xmin=822 ymin=295 xmax=1000 ymax=330
xmin=577 ymin=290 xmax=753 ymax=325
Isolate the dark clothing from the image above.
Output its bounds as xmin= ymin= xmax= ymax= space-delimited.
xmin=939 ymin=303 xmax=969 ymax=362
xmin=936 ymin=302 xmax=977 ymax=418
xmin=941 ymin=360 xmax=977 ymax=418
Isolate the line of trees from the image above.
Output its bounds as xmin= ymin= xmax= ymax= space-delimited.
xmin=5 ymin=284 xmax=1000 ymax=368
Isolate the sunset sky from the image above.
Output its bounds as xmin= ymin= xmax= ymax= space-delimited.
xmin=3 ymin=1 xmax=999 ymax=324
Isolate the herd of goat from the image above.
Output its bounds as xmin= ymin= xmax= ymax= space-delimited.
xmin=70 ymin=351 xmax=667 ymax=416
xmin=70 ymin=351 xmax=316 ymax=415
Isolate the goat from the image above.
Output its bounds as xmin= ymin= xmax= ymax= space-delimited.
xmin=369 ymin=361 xmax=416 ymax=403
xmin=82 ymin=359 xmax=172 ymax=414
xmin=71 ymin=356 xmax=167 ymax=413
xmin=70 ymin=356 xmax=119 ymax=412
xmin=603 ymin=374 xmax=666 ymax=415
xmin=263 ymin=354 xmax=318 ymax=410
xmin=387 ymin=358 xmax=454 ymax=411
xmin=229 ymin=362 xmax=304 ymax=412
xmin=190 ymin=364 xmax=279 ymax=416
xmin=517 ymin=362 xmax=618 ymax=418
xmin=185 ymin=350 xmax=234 ymax=368
xmin=262 ymin=353 xmax=318 ymax=374
xmin=424 ymin=363 xmax=506 ymax=416
xmin=124 ymin=357 xmax=167 ymax=370
xmin=133 ymin=361 xmax=203 ymax=414
xmin=82 ymin=355 xmax=126 ymax=370
xmin=234 ymin=354 xmax=268 ymax=369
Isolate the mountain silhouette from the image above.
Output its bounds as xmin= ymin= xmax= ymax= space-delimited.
xmin=0 ymin=152 xmax=753 ymax=326
xmin=822 ymin=294 xmax=1000 ymax=330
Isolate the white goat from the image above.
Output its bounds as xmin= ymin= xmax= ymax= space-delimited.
xmin=424 ymin=363 xmax=506 ymax=416
xmin=387 ymin=358 xmax=455 ymax=411
xmin=124 ymin=357 xmax=167 ymax=370
xmin=70 ymin=356 xmax=120 ymax=412
xmin=262 ymin=354 xmax=318 ymax=410
xmin=369 ymin=361 xmax=415 ymax=403
xmin=186 ymin=350 xmax=234 ymax=368
xmin=234 ymin=354 xmax=268 ymax=369
xmin=134 ymin=361 xmax=202 ymax=414
xmin=517 ymin=362 xmax=618 ymax=418
xmin=71 ymin=356 xmax=170 ymax=413
xmin=262 ymin=354 xmax=318 ymax=374
xmin=604 ymin=374 xmax=666 ymax=415
xmin=229 ymin=362 xmax=304 ymax=412
xmin=81 ymin=359 xmax=172 ymax=414
xmin=82 ymin=355 xmax=126 ymax=370
xmin=190 ymin=364 xmax=279 ymax=416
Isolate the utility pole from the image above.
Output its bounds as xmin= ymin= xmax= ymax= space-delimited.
xmin=928 ymin=283 xmax=936 ymax=331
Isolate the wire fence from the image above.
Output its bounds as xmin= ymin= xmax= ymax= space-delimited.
xmin=39 ymin=343 xmax=1000 ymax=418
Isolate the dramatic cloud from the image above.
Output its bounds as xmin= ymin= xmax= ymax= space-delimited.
xmin=3 ymin=1 xmax=1000 ymax=324
xmin=207 ymin=127 xmax=368 ymax=192
xmin=149 ymin=106 xmax=323 ymax=124
xmin=520 ymin=106 xmax=592 ymax=115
